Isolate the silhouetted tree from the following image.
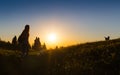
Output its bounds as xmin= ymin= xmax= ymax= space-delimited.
xmin=56 ymin=46 xmax=58 ymax=49
xmin=32 ymin=37 xmax=41 ymax=50
xmin=0 ymin=39 xmax=12 ymax=50
xmin=12 ymin=36 xmax=17 ymax=45
xmin=12 ymin=36 xmax=17 ymax=50
xmin=42 ymin=43 xmax=47 ymax=50
xmin=18 ymin=25 xmax=30 ymax=57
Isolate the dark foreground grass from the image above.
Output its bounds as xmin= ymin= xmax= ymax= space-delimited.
xmin=1 ymin=39 xmax=120 ymax=75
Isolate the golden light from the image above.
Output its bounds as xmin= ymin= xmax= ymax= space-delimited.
xmin=47 ymin=33 xmax=57 ymax=43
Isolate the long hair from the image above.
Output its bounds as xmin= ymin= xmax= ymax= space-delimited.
xmin=18 ymin=25 xmax=30 ymax=44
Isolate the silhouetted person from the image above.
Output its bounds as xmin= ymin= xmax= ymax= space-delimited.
xmin=18 ymin=25 xmax=30 ymax=57
xmin=104 ymin=36 xmax=110 ymax=41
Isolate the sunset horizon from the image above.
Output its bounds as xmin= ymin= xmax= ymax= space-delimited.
xmin=0 ymin=0 xmax=120 ymax=48
xmin=1 ymin=0 xmax=120 ymax=75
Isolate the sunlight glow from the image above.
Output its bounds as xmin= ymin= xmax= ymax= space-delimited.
xmin=47 ymin=33 xmax=57 ymax=43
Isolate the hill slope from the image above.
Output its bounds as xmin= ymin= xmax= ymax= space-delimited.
xmin=0 ymin=38 xmax=120 ymax=75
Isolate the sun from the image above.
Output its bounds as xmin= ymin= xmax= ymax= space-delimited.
xmin=47 ymin=33 xmax=57 ymax=43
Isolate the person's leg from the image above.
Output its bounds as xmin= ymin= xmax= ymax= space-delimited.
xmin=23 ymin=46 xmax=29 ymax=56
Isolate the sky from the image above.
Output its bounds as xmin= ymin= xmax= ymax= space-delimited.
xmin=0 ymin=0 xmax=120 ymax=48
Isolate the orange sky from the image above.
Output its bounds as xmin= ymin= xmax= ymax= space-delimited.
xmin=0 ymin=0 xmax=120 ymax=49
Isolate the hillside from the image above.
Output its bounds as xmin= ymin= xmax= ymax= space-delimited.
xmin=0 ymin=38 xmax=120 ymax=75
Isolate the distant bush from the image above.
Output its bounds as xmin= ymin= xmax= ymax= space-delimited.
xmin=0 ymin=40 xmax=12 ymax=50
xmin=32 ymin=37 xmax=42 ymax=50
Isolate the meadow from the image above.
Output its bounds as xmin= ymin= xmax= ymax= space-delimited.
xmin=0 ymin=38 xmax=120 ymax=75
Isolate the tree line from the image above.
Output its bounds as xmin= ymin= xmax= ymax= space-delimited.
xmin=0 ymin=36 xmax=46 ymax=51
xmin=0 ymin=26 xmax=46 ymax=51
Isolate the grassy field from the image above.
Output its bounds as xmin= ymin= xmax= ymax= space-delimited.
xmin=1 ymin=39 xmax=120 ymax=75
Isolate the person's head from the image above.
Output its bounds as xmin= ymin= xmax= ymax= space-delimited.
xmin=25 ymin=25 xmax=30 ymax=32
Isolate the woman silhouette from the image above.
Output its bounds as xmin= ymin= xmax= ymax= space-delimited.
xmin=18 ymin=25 xmax=30 ymax=57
